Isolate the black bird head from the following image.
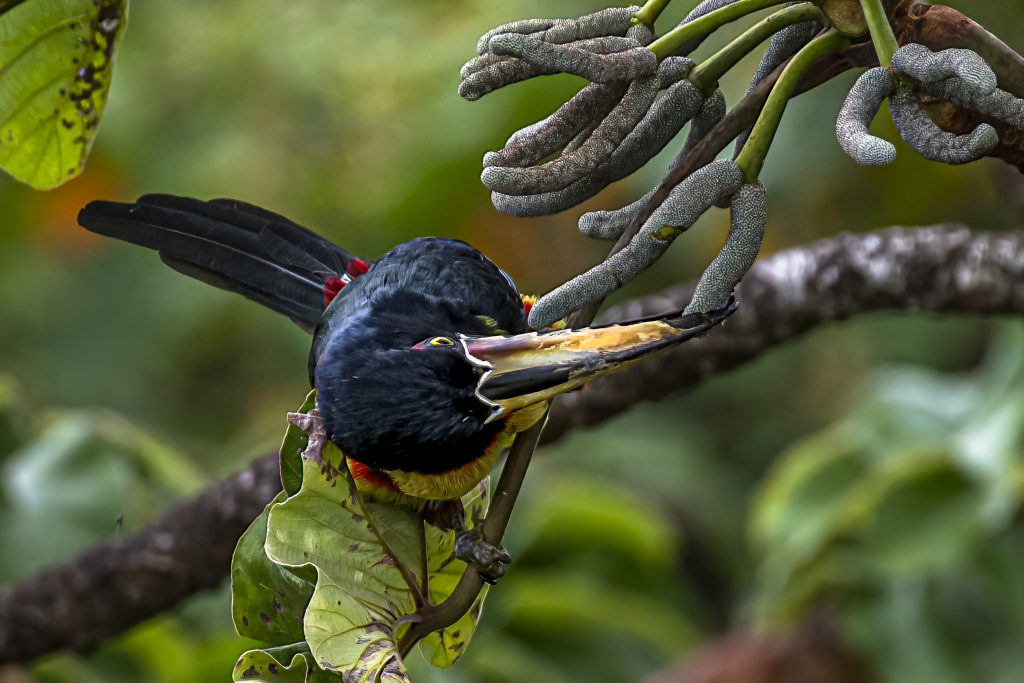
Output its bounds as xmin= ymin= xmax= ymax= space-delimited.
xmin=314 ymin=287 xmax=509 ymax=477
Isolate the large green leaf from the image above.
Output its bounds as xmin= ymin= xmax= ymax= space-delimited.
xmin=265 ymin=439 xmax=422 ymax=681
xmin=235 ymin=398 xmax=492 ymax=680
xmin=231 ymin=492 xmax=315 ymax=645
xmin=0 ymin=0 xmax=127 ymax=189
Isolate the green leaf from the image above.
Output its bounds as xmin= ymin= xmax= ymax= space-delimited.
xmin=497 ymin=570 xmax=700 ymax=658
xmin=857 ymin=452 xmax=984 ymax=576
xmin=233 ymin=644 xmax=337 ymax=683
xmin=0 ymin=410 xmax=199 ymax=581
xmin=265 ymin=439 xmax=422 ymax=681
xmin=418 ymin=477 xmax=491 ymax=668
xmin=231 ymin=492 xmax=315 ymax=645
xmin=750 ymin=426 xmax=868 ymax=560
xmin=520 ymin=476 xmax=678 ymax=573
xmin=240 ymin=400 xmax=490 ymax=678
xmin=0 ymin=0 xmax=127 ymax=189
xmin=279 ymin=390 xmax=316 ymax=497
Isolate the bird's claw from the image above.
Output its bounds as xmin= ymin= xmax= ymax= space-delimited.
xmin=455 ymin=526 xmax=511 ymax=585
xmin=287 ymin=409 xmax=328 ymax=464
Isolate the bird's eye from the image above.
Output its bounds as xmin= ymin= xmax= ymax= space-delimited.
xmin=429 ymin=337 xmax=455 ymax=347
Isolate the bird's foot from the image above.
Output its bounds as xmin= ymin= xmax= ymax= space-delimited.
xmin=455 ymin=526 xmax=511 ymax=585
xmin=287 ymin=409 xmax=328 ymax=464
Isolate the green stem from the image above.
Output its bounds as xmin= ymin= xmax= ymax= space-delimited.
xmin=735 ymin=29 xmax=850 ymax=183
xmin=632 ymin=0 xmax=673 ymax=29
xmin=648 ymin=0 xmax=803 ymax=61
xmin=689 ymin=2 xmax=823 ymax=95
xmin=858 ymin=0 xmax=898 ymax=68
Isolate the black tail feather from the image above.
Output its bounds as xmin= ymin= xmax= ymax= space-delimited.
xmin=78 ymin=195 xmax=363 ymax=332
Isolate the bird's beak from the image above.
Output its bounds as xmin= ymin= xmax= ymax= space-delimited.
xmin=463 ymin=299 xmax=737 ymax=423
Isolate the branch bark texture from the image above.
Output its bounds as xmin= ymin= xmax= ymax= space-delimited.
xmin=545 ymin=225 xmax=1024 ymax=441
xmin=2 ymin=225 xmax=1023 ymax=663
xmin=0 ymin=455 xmax=281 ymax=662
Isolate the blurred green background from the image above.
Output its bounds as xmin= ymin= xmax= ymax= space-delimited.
xmin=1 ymin=1 xmax=1023 ymax=682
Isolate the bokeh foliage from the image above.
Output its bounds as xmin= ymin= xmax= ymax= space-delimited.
xmin=1 ymin=1 xmax=1024 ymax=682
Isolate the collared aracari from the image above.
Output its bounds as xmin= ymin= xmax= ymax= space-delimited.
xmin=78 ymin=195 xmax=734 ymax=578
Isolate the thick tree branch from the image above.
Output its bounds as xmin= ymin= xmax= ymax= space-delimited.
xmin=545 ymin=225 xmax=1024 ymax=441
xmin=2 ymin=225 xmax=1024 ymax=664
xmin=0 ymin=455 xmax=281 ymax=663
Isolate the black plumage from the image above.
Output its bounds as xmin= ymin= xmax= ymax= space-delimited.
xmin=79 ymin=195 xmax=527 ymax=476
xmin=79 ymin=194 xmax=731 ymax=502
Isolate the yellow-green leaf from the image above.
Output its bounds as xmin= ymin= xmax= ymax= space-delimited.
xmin=265 ymin=439 xmax=420 ymax=681
xmin=0 ymin=0 xmax=127 ymax=189
xmin=233 ymin=644 xmax=337 ymax=683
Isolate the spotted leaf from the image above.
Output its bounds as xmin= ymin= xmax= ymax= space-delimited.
xmin=265 ymin=438 xmax=421 ymax=681
xmin=0 ymin=0 xmax=127 ymax=190
xmin=232 ymin=644 xmax=337 ymax=683
xmin=231 ymin=492 xmax=315 ymax=645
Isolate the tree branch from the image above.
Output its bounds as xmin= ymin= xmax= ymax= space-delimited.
xmin=545 ymin=224 xmax=1024 ymax=441
xmin=2 ymin=225 xmax=1024 ymax=664
xmin=0 ymin=455 xmax=281 ymax=663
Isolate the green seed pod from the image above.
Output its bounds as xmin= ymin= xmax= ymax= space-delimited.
xmin=836 ymin=67 xmax=897 ymax=166
xmin=482 ymin=75 xmax=660 ymax=195
xmin=488 ymin=34 xmax=658 ymax=83
xmin=684 ymin=182 xmax=767 ymax=314
xmin=527 ymin=160 xmax=742 ymax=328
xmin=890 ymin=88 xmax=998 ymax=164
xmin=579 ymin=89 xmax=726 ymax=238
xmin=893 ymin=44 xmax=997 ymax=95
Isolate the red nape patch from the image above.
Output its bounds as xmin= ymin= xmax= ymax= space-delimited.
xmin=347 ymin=258 xmax=370 ymax=278
xmin=521 ymin=294 xmax=538 ymax=318
xmin=348 ymin=458 xmax=400 ymax=493
xmin=323 ymin=277 xmax=346 ymax=306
